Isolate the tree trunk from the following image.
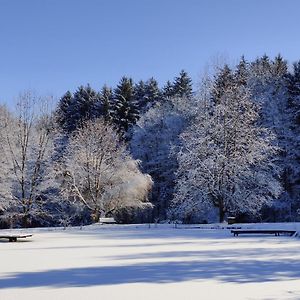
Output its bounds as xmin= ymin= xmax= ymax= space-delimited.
xmin=218 ymin=197 xmax=225 ymax=223
xmin=22 ymin=214 xmax=30 ymax=228
xmin=91 ymin=209 xmax=100 ymax=223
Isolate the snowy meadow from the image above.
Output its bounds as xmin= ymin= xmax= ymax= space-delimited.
xmin=1 ymin=224 xmax=300 ymax=300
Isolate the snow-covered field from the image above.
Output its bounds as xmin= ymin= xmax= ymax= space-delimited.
xmin=0 ymin=223 xmax=300 ymax=300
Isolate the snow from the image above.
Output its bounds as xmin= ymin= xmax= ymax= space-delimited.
xmin=0 ymin=223 xmax=300 ymax=300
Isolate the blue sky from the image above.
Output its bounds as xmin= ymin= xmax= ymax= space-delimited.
xmin=1 ymin=0 xmax=300 ymax=104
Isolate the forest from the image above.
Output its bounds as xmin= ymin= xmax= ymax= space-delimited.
xmin=0 ymin=54 xmax=299 ymax=228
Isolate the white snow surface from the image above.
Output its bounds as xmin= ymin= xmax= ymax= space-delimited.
xmin=0 ymin=223 xmax=300 ymax=300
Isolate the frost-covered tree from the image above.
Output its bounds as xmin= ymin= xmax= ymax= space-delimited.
xmin=285 ymin=61 xmax=300 ymax=216
xmin=249 ymin=55 xmax=296 ymax=219
xmin=61 ymin=118 xmax=152 ymax=222
xmin=0 ymin=92 xmax=56 ymax=227
xmin=171 ymin=81 xmax=282 ymax=223
xmin=0 ymin=105 xmax=14 ymax=214
xmin=131 ymin=96 xmax=191 ymax=219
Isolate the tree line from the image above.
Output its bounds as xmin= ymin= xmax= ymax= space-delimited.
xmin=0 ymin=56 xmax=299 ymax=227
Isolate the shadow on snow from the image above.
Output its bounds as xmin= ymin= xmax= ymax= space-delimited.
xmin=0 ymin=258 xmax=300 ymax=289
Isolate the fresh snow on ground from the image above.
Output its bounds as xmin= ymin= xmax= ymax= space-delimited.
xmin=0 ymin=223 xmax=300 ymax=300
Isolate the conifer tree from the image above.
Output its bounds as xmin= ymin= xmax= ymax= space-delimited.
xmin=144 ymin=77 xmax=161 ymax=104
xmin=56 ymin=91 xmax=73 ymax=132
xmin=113 ymin=76 xmax=139 ymax=132
xmin=134 ymin=80 xmax=147 ymax=111
xmin=212 ymin=65 xmax=234 ymax=104
xmin=98 ymin=85 xmax=113 ymax=121
xmin=173 ymin=70 xmax=193 ymax=99
xmin=162 ymin=80 xmax=174 ymax=98
xmin=272 ymin=54 xmax=288 ymax=78
xmin=71 ymin=84 xmax=101 ymax=130
xmin=235 ymin=56 xmax=249 ymax=86
xmin=133 ymin=78 xmax=161 ymax=112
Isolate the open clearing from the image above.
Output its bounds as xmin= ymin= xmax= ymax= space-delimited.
xmin=0 ymin=224 xmax=300 ymax=300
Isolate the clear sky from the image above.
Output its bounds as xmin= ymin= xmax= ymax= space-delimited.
xmin=1 ymin=0 xmax=300 ymax=104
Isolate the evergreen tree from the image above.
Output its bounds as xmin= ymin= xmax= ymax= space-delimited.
xmin=212 ymin=65 xmax=234 ymax=104
xmin=134 ymin=78 xmax=161 ymax=112
xmin=235 ymin=56 xmax=249 ymax=86
xmin=98 ymin=85 xmax=113 ymax=121
xmin=173 ymin=70 xmax=193 ymax=99
xmin=71 ymin=84 xmax=101 ymax=130
xmin=56 ymin=91 xmax=73 ymax=132
xmin=113 ymin=76 xmax=139 ymax=132
xmin=272 ymin=54 xmax=288 ymax=78
xmin=249 ymin=55 xmax=296 ymax=220
xmin=287 ymin=61 xmax=300 ymax=105
xmin=134 ymin=80 xmax=147 ymax=111
xmin=285 ymin=61 xmax=300 ymax=213
xmin=162 ymin=80 xmax=174 ymax=98
xmin=144 ymin=77 xmax=161 ymax=104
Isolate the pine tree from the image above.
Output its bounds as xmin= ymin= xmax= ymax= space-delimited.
xmin=71 ymin=84 xmax=101 ymax=130
xmin=212 ymin=65 xmax=234 ymax=104
xmin=287 ymin=61 xmax=300 ymax=103
xmin=56 ymin=91 xmax=73 ymax=131
xmin=272 ymin=54 xmax=288 ymax=78
xmin=144 ymin=77 xmax=161 ymax=105
xmin=113 ymin=76 xmax=139 ymax=132
xmin=98 ymin=85 xmax=113 ymax=121
xmin=173 ymin=70 xmax=193 ymax=99
xmin=134 ymin=80 xmax=147 ymax=111
xmin=235 ymin=56 xmax=249 ymax=86
xmin=162 ymin=80 xmax=174 ymax=98
xmin=133 ymin=78 xmax=161 ymax=112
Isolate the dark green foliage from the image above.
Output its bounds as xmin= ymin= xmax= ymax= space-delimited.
xmin=144 ymin=77 xmax=161 ymax=105
xmin=56 ymin=91 xmax=73 ymax=131
xmin=212 ymin=65 xmax=234 ymax=104
xmin=133 ymin=80 xmax=147 ymax=111
xmin=133 ymin=78 xmax=161 ymax=112
xmin=235 ymin=56 xmax=249 ymax=86
xmin=162 ymin=80 xmax=174 ymax=98
xmin=71 ymin=85 xmax=101 ymax=131
xmin=55 ymin=85 xmax=101 ymax=132
xmin=287 ymin=61 xmax=300 ymax=107
xmin=98 ymin=85 xmax=113 ymax=121
xmin=172 ymin=70 xmax=193 ymax=98
xmin=113 ymin=76 xmax=139 ymax=132
xmin=272 ymin=54 xmax=288 ymax=77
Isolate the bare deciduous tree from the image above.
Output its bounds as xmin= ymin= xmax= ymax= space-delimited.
xmin=61 ymin=119 xmax=152 ymax=222
xmin=0 ymin=91 xmax=55 ymax=227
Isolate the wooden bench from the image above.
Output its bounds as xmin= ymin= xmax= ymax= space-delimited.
xmin=231 ymin=229 xmax=296 ymax=237
xmin=99 ymin=217 xmax=116 ymax=224
xmin=0 ymin=234 xmax=33 ymax=242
